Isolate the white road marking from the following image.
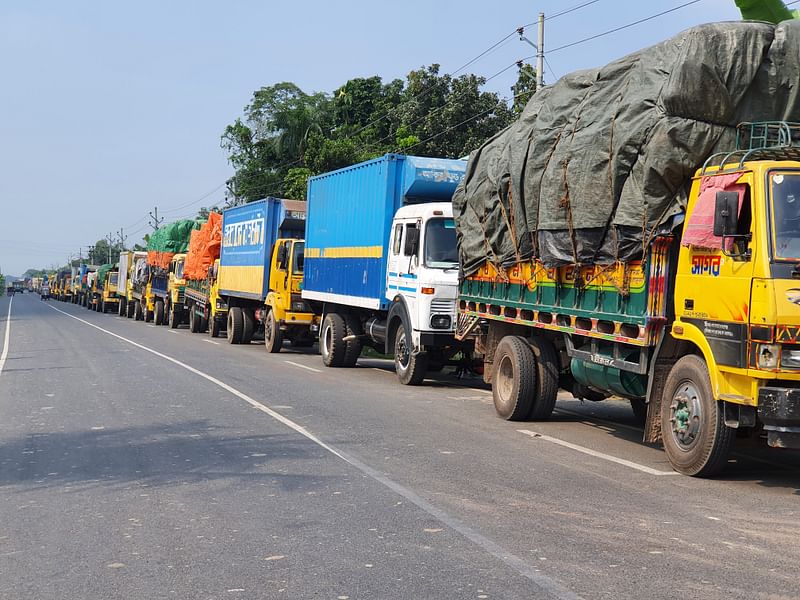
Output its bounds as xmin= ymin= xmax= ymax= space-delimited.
xmin=0 ymin=296 xmax=13 ymax=378
xmin=167 ymin=330 xmax=179 ymax=335
xmin=45 ymin=302 xmax=578 ymax=600
xmin=203 ymin=339 xmax=220 ymax=345
xmin=284 ymin=360 xmax=321 ymax=373
xmin=371 ymin=367 xmax=393 ymax=374
xmin=517 ymin=429 xmax=678 ymax=476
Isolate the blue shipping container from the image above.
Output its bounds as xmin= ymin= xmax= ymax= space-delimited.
xmin=303 ymin=154 xmax=466 ymax=310
xmin=218 ymin=198 xmax=306 ymax=300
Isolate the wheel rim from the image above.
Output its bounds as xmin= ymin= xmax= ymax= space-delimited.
xmin=265 ymin=314 xmax=274 ymax=344
xmin=396 ymin=329 xmax=410 ymax=371
xmin=669 ymin=379 xmax=703 ymax=451
xmin=496 ymin=354 xmax=514 ymax=404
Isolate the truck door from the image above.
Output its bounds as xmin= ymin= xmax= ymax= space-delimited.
xmin=387 ymin=222 xmax=419 ymax=299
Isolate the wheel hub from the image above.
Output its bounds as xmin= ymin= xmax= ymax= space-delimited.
xmin=669 ymin=381 xmax=703 ymax=451
xmin=397 ymin=332 xmax=410 ymax=369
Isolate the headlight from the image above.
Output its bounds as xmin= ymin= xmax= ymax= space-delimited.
xmin=757 ymin=344 xmax=780 ymax=369
xmin=781 ymin=346 xmax=800 ymax=369
xmin=291 ymin=301 xmax=308 ymax=312
xmin=430 ymin=314 xmax=452 ymax=329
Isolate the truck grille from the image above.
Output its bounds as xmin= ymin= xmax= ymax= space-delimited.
xmin=430 ymin=298 xmax=455 ymax=315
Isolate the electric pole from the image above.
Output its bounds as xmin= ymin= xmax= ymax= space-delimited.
xmin=536 ymin=12 xmax=545 ymax=90
xmin=88 ymin=245 xmax=95 ymax=265
xmin=117 ymin=228 xmax=127 ymax=251
xmin=149 ymin=207 xmax=164 ymax=231
xmin=105 ymin=233 xmax=115 ymax=264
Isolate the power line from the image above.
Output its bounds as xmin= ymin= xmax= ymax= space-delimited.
xmin=548 ymin=0 xmax=703 ymax=54
xmin=547 ymin=0 xmax=602 ymax=20
xmin=159 ymin=181 xmax=227 ymax=215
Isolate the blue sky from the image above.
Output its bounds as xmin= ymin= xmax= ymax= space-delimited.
xmin=0 ymin=0 xmax=740 ymax=276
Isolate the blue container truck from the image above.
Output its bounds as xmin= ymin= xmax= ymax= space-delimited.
xmin=303 ymin=153 xmax=468 ymax=384
xmin=216 ymin=197 xmax=317 ymax=349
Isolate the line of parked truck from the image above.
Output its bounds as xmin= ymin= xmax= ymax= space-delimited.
xmin=43 ymin=129 xmax=800 ymax=478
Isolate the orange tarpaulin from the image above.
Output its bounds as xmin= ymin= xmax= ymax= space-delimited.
xmin=184 ymin=212 xmax=222 ymax=280
xmin=147 ymin=251 xmax=175 ymax=270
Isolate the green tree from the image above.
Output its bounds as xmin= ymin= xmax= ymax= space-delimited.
xmin=283 ymin=167 xmax=312 ymax=200
xmin=512 ymin=62 xmax=537 ymax=114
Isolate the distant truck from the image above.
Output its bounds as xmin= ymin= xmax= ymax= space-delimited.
xmin=214 ymin=198 xmax=315 ymax=350
xmin=302 ymin=154 xmax=468 ymax=384
xmin=118 ymin=251 xmax=146 ymax=318
xmin=147 ymin=253 xmax=187 ymax=327
xmin=184 ymin=259 xmax=224 ymax=336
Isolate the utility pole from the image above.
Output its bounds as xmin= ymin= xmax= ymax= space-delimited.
xmin=149 ymin=206 xmax=164 ymax=231
xmin=536 ymin=12 xmax=545 ymax=90
xmin=106 ymin=233 xmax=115 ymax=264
xmin=88 ymin=245 xmax=95 ymax=265
xmin=117 ymin=228 xmax=127 ymax=251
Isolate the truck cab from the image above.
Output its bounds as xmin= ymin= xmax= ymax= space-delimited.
xmin=166 ymin=253 xmax=187 ymax=328
xmin=100 ymin=270 xmax=119 ymax=313
xmin=262 ymin=238 xmax=316 ymax=351
xmin=386 ymin=203 xmax=460 ymax=372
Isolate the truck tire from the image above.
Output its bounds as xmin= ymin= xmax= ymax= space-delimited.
xmin=144 ymin=302 xmax=153 ymax=323
xmin=189 ymin=309 xmax=199 ymax=333
xmin=154 ymin=300 xmax=165 ymax=326
xmin=492 ymin=336 xmax=535 ymax=421
xmin=200 ymin=317 xmax=208 ymax=333
xmin=227 ymin=307 xmax=243 ymax=344
xmin=169 ymin=305 xmax=180 ymax=329
xmin=661 ymin=355 xmax=735 ymax=477
xmin=526 ymin=336 xmax=559 ymax=420
xmin=118 ymin=298 xmax=127 ymax=317
xmin=135 ymin=301 xmax=143 ymax=321
xmin=394 ymin=322 xmax=427 ymax=385
xmin=209 ymin=315 xmax=220 ymax=338
xmin=263 ymin=309 xmax=283 ymax=353
xmin=127 ymin=300 xmax=136 ymax=319
xmin=241 ymin=308 xmax=255 ymax=344
xmin=343 ymin=314 xmax=363 ymax=367
xmin=320 ymin=313 xmax=347 ymax=367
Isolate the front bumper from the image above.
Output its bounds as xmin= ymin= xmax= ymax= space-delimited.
xmin=758 ymin=386 xmax=800 ymax=448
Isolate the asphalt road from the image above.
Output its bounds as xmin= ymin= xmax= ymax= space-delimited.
xmin=1 ymin=292 xmax=800 ymax=600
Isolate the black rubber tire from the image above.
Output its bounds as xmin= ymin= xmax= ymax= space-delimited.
xmin=263 ymin=309 xmax=283 ymax=353
xmin=127 ymin=300 xmax=136 ymax=319
xmin=135 ymin=301 xmax=144 ymax=321
xmin=241 ymin=308 xmax=255 ymax=344
xmin=189 ymin=309 xmax=199 ymax=333
xmin=492 ymin=336 xmax=536 ymax=421
xmin=200 ymin=317 xmax=208 ymax=333
xmin=118 ymin=297 xmax=127 ymax=317
xmin=526 ymin=336 xmax=559 ymax=420
xmin=660 ymin=355 xmax=735 ymax=477
xmin=394 ymin=322 xmax=428 ymax=385
xmin=227 ymin=307 xmax=243 ymax=344
xmin=342 ymin=314 xmax=363 ymax=367
xmin=100 ymin=300 xmax=106 ymax=313
xmin=630 ymin=398 xmax=648 ymax=425
xmin=209 ymin=314 xmax=221 ymax=338
xmin=169 ymin=306 xmax=180 ymax=329
xmin=320 ymin=313 xmax=347 ymax=367
xmin=144 ymin=301 xmax=153 ymax=323
xmin=154 ymin=300 xmax=165 ymax=326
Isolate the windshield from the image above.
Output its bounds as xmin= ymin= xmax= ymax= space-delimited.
xmin=770 ymin=172 xmax=800 ymax=260
xmin=109 ymin=273 xmax=118 ymax=285
xmin=292 ymin=242 xmax=305 ymax=274
xmin=175 ymin=260 xmax=185 ymax=279
xmin=424 ymin=218 xmax=458 ymax=269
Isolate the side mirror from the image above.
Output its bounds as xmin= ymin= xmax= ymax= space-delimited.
xmin=276 ymin=244 xmax=288 ymax=269
xmin=713 ymin=191 xmax=739 ymax=237
xmin=404 ymin=227 xmax=420 ymax=256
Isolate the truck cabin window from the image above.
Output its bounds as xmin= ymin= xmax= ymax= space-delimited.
xmin=392 ymin=224 xmax=403 ymax=256
xmin=292 ymin=242 xmax=305 ymax=274
xmin=424 ymin=218 xmax=458 ymax=269
xmin=771 ymin=172 xmax=800 ymax=260
xmin=175 ymin=261 xmax=184 ymax=279
xmin=109 ymin=272 xmax=119 ymax=286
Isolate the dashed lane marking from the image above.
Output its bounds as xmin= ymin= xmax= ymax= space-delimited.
xmin=284 ymin=360 xmax=322 ymax=374
xmin=517 ymin=429 xmax=678 ymax=476
xmin=0 ymin=296 xmax=13 ymax=377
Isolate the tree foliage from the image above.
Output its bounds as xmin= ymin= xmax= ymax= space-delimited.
xmin=221 ymin=65 xmax=526 ymax=203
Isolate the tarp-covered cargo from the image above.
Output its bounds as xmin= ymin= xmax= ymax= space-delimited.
xmin=96 ymin=264 xmax=113 ymax=289
xmin=453 ymin=20 xmax=800 ymax=274
xmin=147 ymin=219 xmax=199 ymax=270
xmin=184 ymin=212 xmax=222 ymax=281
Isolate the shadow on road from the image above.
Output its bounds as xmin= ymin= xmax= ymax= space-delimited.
xmin=0 ymin=420 xmax=334 ymax=493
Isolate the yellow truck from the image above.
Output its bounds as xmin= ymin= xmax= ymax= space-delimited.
xmin=98 ymin=267 xmax=120 ymax=313
xmin=150 ymin=253 xmax=187 ymax=328
xmin=184 ymin=259 xmax=226 ymax=337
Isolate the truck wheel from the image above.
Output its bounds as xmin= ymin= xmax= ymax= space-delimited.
xmin=135 ymin=301 xmax=143 ymax=321
xmin=394 ymin=322 xmax=427 ymax=385
xmin=343 ymin=314 xmax=363 ymax=367
xmin=127 ymin=300 xmax=136 ymax=319
xmin=209 ymin=316 xmax=220 ymax=337
xmin=169 ymin=306 xmax=180 ymax=329
xmin=118 ymin=298 xmax=127 ymax=317
xmin=189 ymin=309 xmax=198 ymax=333
xmin=264 ymin=309 xmax=283 ymax=353
xmin=200 ymin=317 xmax=208 ymax=333
xmin=144 ymin=302 xmax=153 ymax=323
xmin=661 ymin=355 xmax=735 ymax=477
xmin=227 ymin=307 xmax=243 ymax=344
xmin=526 ymin=337 xmax=559 ymax=420
xmin=321 ymin=313 xmax=347 ymax=367
xmin=242 ymin=309 xmax=255 ymax=344
xmin=492 ymin=336 xmax=535 ymax=420
xmin=154 ymin=300 xmax=165 ymax=326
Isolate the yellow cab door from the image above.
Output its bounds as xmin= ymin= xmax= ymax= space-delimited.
xmin=674 ymin=171 xmax=757 ymax=386
xmin=270 ymin=240 xmax=292 ymax=312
